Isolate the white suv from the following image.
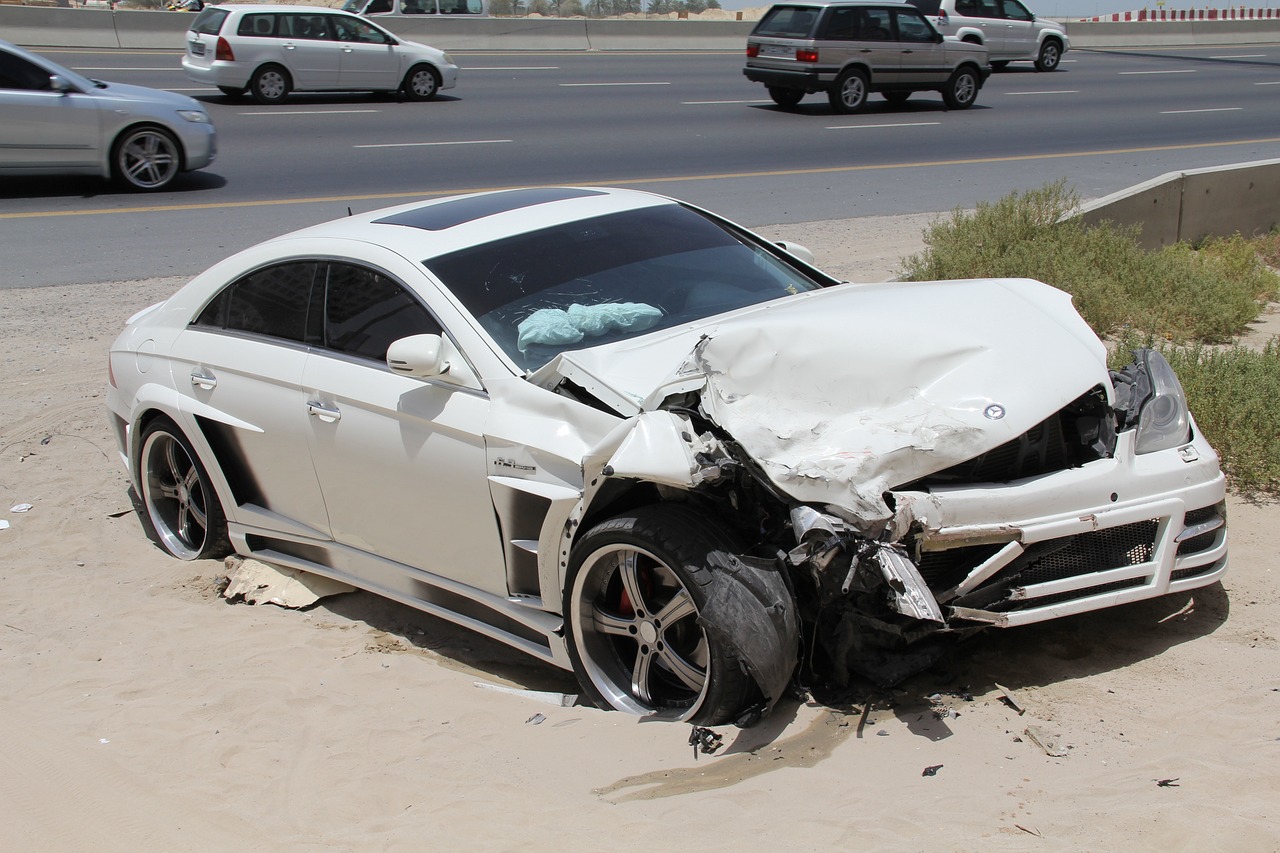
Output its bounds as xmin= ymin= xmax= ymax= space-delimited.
xmin=182 ymin=4 xmax=459 ymax=104
xmin=907 ymin=0 xmax=1068 ymax=71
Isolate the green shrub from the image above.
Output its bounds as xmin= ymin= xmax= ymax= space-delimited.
xmin=899 ymin=181 xmax=1279 ymax=343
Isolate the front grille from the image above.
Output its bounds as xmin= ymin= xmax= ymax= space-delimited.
xmin=1015 ymin=520 xmax=1157 ymax=587
xmin=1176 ymin=504 xmax=1224 ymax=558
xmin=1000 ymin=577 xmax=1148 ymax=611
xmin=917 ymin=544 xmax=1004 ymax=591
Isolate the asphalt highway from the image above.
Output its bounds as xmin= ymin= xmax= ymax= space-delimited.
xmin=3 ymin=44 xmax=1279 ymax=287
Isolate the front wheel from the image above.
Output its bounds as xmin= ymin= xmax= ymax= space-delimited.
xmin=111 ymin=126 xmax=181 ymax=191
xmin=249 ymin=64 xmax=291 ymax=105
xmin=401 ymin=64 xmax=440 ymax=101
xmin=768 ymin=86 xmax=804 ymax=109
xmin=828 ymin=68 xmax=868 ymax=114
xmin=943 ymin=67 xmax=979 ymax=109
xmin=137 ymin=418 xmax=230 ymax=561
xmin=1035 ymin=39 xmax=1062 ymax=71
xmin=564 ymin=506 xmax=758 ymax=724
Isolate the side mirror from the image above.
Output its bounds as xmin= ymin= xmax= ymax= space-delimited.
xmin=775 ymin=240 xmax=816 ymax=265
xmin=49 ymin=74 xmax=75 ymax=93
xmin=388 ymin=333 xmax=448 ymax=378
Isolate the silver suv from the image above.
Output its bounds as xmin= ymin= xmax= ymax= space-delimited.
xmin=906 ymin=0 xmax=1069 ymax=71
xmin=744 ymin=0 xmax=991 ymax=113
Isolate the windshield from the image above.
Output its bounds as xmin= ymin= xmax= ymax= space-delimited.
xmin=424 ymin=205 xmax=828 ymax=372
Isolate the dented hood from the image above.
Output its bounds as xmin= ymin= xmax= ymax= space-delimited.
xmin=538 ymin=279 xmax=1109 ymax=521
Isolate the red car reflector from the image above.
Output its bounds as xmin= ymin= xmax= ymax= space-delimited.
xmin=746 ymin=43 xmax=759 ymax=57
xmin=796 ymin=49 xmax=819 ymax=63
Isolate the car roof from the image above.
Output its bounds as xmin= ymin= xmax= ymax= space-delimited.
xmin=267 ymin=187 xmax=680 ymax=261
xmin=764 ymin=0 xmax=919 ymax=8
xmin=206 ymin=4 xmax=356 ymax=13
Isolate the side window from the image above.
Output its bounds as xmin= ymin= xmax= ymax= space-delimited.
xmin=953 ymin=0 xmax=981 ymax=14
xmin=817 ymin=7 xmax=857 ymax=40
xmin=1000 ymin=0 xmax=1033 ymax=20
xmin=753 ymin=6 xmax=817 ymax=38
xmin=279 ymin=14 xmax=333 ymax=40
xmin=324 ymin=264 xmax=442 ymax=362
xmin=401 ymin=0 xmax=434 ymax=12
xmin=0 ymin=52 xmax=53 ymax=90
xmin=193 ymin=262 xmax=320 ymax=344
xmin=857 ymin=8 xmax=893 ymax=40
xmin=332 ymin=17 xmax=391 ymax=44
xmin=895 ymin=9 xmax=936 ymax=41
xmin=366 ymin=0 xmax=393 ymax=11
xmin=190 ymin=7 xmax=229 ymax=35
xmin=238 ymin=14 xmax=277 ymax=37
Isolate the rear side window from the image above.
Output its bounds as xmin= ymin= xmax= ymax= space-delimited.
xmin=906 ymin=0 xmax=941 ymax=14
xmin=190 ymin=7 xmax=229 ymax=35
xmin=753 ymin=5 xmax=820 ymax=38
xmin=237 ymin=14 xmax=278 ymax=37
xmin=194 ymin=262 xmax=320 ymax=344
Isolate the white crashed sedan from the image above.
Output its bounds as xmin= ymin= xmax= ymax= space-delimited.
xmin=106 ymin=187 xmax=1228 ymax=725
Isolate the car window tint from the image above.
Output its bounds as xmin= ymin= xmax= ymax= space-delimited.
xmin=196 ymin=262 xmax=319 ymax=342
xmin=324 ymin=264 xmax=442 ymax=361
xmin=0 ymin=51 xmax=53 ymax=90
xmin=895 ymin=9 xmax=936 ymax=41
xmin=1000 ymin=0 xmax=1033 ymax=20
xmin=366 ymin=0 xmax=393 ymax=11
xmin=279 ymin=14 xmax=333 ymax=40
xmin=858 ymin=8 xmax=894 ymax=39
xmin=753 ymin=6 xmax=818 ymax=38
xmin=425 ymin=205 xmax=826 ymax=370
xmin=190 ymin=7 xmax=229 ymax=35
xmin=332 ymin=17 xmax=390 ymax=44
xmin=239 ymin=14 xmax=277 ymax=37
xmin=401 ymin=0 xmax=434 ymax=12
xmin=818 ymin=7 xmax=857 ymax=39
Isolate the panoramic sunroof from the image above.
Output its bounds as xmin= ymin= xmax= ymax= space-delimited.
xmin=374 ymin=188 xmax=607 ymax=232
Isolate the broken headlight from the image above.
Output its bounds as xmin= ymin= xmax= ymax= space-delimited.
xmin=1132 ymin=350 xmax=1191 ymax=454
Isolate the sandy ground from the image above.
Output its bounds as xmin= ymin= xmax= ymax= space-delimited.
xmin=2 ymin=212 xmax=1278 ymax=852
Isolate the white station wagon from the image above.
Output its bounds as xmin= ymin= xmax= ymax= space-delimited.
xmin=181 ymin=4 xmax=458 ymax=104
xmin=107 ymin=188 xmax=1228 ymax=725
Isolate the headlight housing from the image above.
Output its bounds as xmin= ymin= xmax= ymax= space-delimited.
xmin=1133 ymin=350 xmax=1191 ymax=454
xmin=177 ymin=110 xmax=211 ymax=124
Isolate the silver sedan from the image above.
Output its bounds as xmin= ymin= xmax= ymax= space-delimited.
xmin=0 ymin=38 xmax=216 ymax=191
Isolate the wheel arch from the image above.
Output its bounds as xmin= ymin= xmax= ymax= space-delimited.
xmin=127 ymin=401 xmax=239 ymax=532
xmin=957 ymin=28 xmax=984 ymax=44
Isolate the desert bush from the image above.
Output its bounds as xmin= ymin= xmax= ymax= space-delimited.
xmin=899 ymin=181 xmax=1279 ymax=343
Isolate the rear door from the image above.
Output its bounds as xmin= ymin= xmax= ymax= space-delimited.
xmin=818 ymin=5 xmax=900 ymax=85
xmin=275 ymin=12 xmax=344 ymax=89
xmin=998 ymin=0 xmax=1037 ymax=57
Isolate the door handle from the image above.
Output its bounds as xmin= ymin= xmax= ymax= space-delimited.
xmin=190 ymin=369 xmax=217 ymax=391
xmin=307 ymin=401 xmax=341 ymax=423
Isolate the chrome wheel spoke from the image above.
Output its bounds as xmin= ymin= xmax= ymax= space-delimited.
xmin=656 ymin=643 xmax=705 ymax=693
xmin=655 ymin=588 xmax=695 ymax=626
xmin=630 ymin=646 xmax=654 ymax=703
xmin=616 ymin=551 xmax=649 ymax=615
xmin=592 ymin=608 xmax=636 ymax=638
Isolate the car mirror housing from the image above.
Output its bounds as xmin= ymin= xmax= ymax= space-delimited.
xmin=387 ymin=334 xmax=449 ymax=378
xmin=774 ymin=240 xmax=816 ymax=265
xmin=49 ymin=74 xmax=74 ymax=93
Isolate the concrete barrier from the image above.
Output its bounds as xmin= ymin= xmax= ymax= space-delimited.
xmin=1076 ymin=160 xmax=1280 ymax=250
xmin=5 ymin=5 xmax=1278 ymax=51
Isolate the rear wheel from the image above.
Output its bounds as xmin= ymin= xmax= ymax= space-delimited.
xmin=564 ymin=505 xmax=757 ymax=724
xmin=111 ymin=126 xmax=181 ymax=191
xmin=401 ymin=64 xmax=440 ymax=101
xmin=768 ymin=87 xmax=804 ymax=109
xmin=828 ymin=68 xmax=868 ymax=114
xmin=943 ymin=67 xmax=979 ymax=109
xmin=249 ymin=64 xmax=291 ymax=105
xmin=1035 ymin=39 xmax=1063 ymax=71
xmin=138 ymin=418 xmax=230 ymax=561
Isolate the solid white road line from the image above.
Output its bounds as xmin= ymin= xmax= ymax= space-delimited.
xmin=825 ymin=122 xmax=941 ymax=130
xmin=1004 ymin=90 xmax=1079 ymax=95
xmin=559 ymin=81 xmax=670 ymax=87
xmin=1159 ymin=107 xmax=1243 ymax=114
xmin=354 ymin=139 xmax=513 ymax=148
xmin=240 ymin=109 xmax=382 ymax=116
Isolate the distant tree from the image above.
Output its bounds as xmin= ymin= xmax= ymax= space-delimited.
xmin=528 ymin=0 xmax=552 ymax=13
xmin=647 ymin=0 xmax=673 ymax=12
xmin=561 ymin=0 xmax=584 ymax=14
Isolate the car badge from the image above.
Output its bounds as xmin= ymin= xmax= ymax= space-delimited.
xmin=984 ymin=404 xmax=1006 ymax=421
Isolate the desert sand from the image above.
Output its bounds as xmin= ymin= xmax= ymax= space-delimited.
xmin=2 ymin=212 xmax=1277 ymax=852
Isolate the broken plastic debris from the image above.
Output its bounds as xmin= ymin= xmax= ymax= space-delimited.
xmin=221 ymin=557 xmax=355 ymax=608
xmin=525 ymin=713 xmax=546 ymax=725
xmin=1156 ymin=778 xmax=1181 ymax=788
xmin=1023 ymin=726 xmax=1068 ymax=757
xmin=995 ymin=682 xmax=1026 ymax=715
xmin=922 ymin=764 xmax=943 ymax=777
xmin=10 ymin=504 xmax=33 ymax=513
xmin=689 ymin=725 xmax=723 ymax=758
xmin=473 ymin=680 xmax=579 ymax=708
xmin=0 ymin=520 xmax=8 ymax=531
